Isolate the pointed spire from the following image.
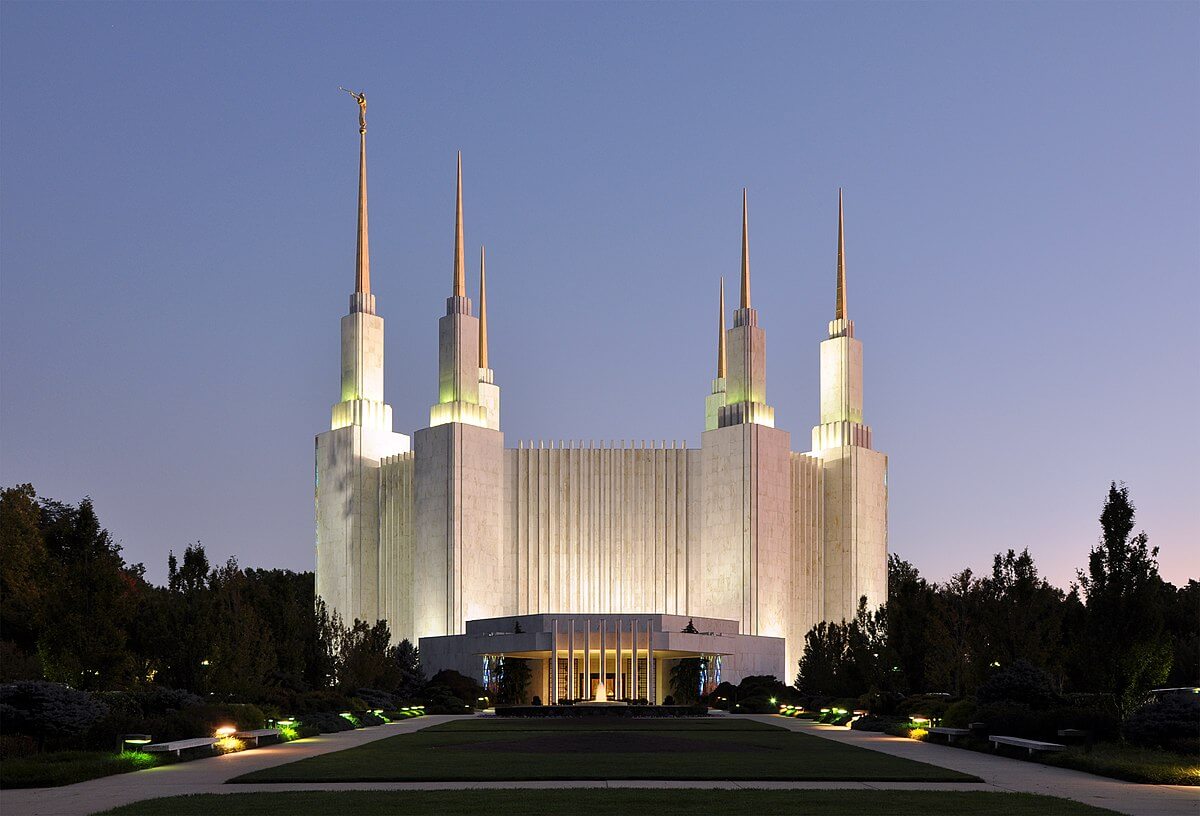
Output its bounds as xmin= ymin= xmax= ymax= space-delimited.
xmin=478 ymin=246 xmax=489 ymax=369
xmin=717 ymin=277 xmax=727 ymax=378
xmin=346 ymin=92 xmax=370 ymax=296
xmin=453 ymin=152 xmax=466 ymax=298
xmin=835 ymin=188 xmax=847 ymax=320
xmin=740 ymin=188 xmax=751 ymax=309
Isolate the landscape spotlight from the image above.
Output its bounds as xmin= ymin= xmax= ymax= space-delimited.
xmin=215 ymin=725 xmax=237 ymax=738
xmin=119 ymin=733 xmax=152 ymax=753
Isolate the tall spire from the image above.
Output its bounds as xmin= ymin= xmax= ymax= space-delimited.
xmin=835 ymin=188 xmax=846 ymax=320
xmin=339 ymin=88 xmax=370 ymax=296
xmin=478 ymin=246 xmax=489 ymax=369
xmin=717 ymin=277 xmax=727 ymax=378
xmin=740 ymin=188 xmax=751 ymax=309
xmin=453 ymin=152 xmax=466 ymax=298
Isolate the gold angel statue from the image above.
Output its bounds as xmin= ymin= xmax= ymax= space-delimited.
xmin=339 ymin=87 xmax=367 ymax=133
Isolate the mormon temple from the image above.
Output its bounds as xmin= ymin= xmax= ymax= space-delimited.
xmin=315 ymin=102 xmax=887 ymax=704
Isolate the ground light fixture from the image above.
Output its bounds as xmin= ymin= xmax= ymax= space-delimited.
xmin=215 ymin=725 xmax=237 ymax=737
xmin=119 ymin=733 xmax=152 ymax=753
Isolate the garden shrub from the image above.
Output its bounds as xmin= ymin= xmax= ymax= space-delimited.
xmin=1043 ymin=703 xmax=1119 ymax=741
xmin=735 ymin=696 xmax=778 ymax=714
xmin=0 ymin=682 xmax=109 ymax=749
xmin=850 ymin=715 xmax=905 ymax=732
xmin=976 ymin=660 xmax=1056 ymax=709
xmin=297 ymin=712 xmax=355 ymax=734
xmin=1125 ymin=695 xmax=1200 ymax=754
xmin=974 ymin=701 xmax=1044 ymax=738
xmin=291 ymin=690 xmax=359 ymax=715
xmin=0 ymin=734 xmax=38 ymax=759
xmin=85 ymin=687 xmax=208 ymax=750
xmin=357 ymin=712 xmax=385 ymax=727
xmin=942 ymin=699 xmax=977 ymax=728
xmin=894 ymin=694 xmax=951 ymax=720
xmin=355 ymin=688 xmax=398 ymax=710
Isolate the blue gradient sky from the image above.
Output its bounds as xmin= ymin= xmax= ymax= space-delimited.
xmin=2 ymin=2 xmax=1196 ymax=590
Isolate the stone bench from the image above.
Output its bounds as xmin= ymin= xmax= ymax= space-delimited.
xmin=142 ymin=737 xmax=217 ymax=756
xmin=235 ymin=728 xmax=281 ymax=746
xmin=928 ymin=726 xmax=970 ymax=743
xmin=990 ymin=735 xmax=1066 ymax=756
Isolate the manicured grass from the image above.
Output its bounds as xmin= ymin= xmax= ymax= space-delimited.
xmin=428 ymin=717 xmax=784 ymax=732
xmin=97 ymin=789 xmax=1118 ymax=815
xmin=0 ymin=750 xmax=163 ymax=789
xmin=233 ymin=717 xmax=979 ymax=783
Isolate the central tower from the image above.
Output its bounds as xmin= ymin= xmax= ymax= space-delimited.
xmin=701 ymin=190 xmax=793 ymax=651
xmin=412 ymin=155 xmax=507 ymax=640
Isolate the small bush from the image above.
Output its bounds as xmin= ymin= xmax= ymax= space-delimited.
xmin=1125 ymin=696 xmax=1200 ymax=754
xmin=851 ymin=715 xmax=906 ymax=732
xmin=942 ymin=700 xmax=977 ymax=728
xmin=355 ymin=689 xmax=398 ymax=710
xmin=1043 ymin=704 xmax=1119 ymax=741
xmin=291 ymin=690 xmax=359 ymax=715
xmin=894 ymin=694 xmax=952 ymax=720
xmin=734 ymin=696 xmax=778 ymax=714
xmin=976 ymin=661 xmax=1055 ymax=709
xmin=297 ymin=712 xmax=355 ymax=734
xmin=974 ymin=701 xmax=1043 ymax=738
xmin=357 ymin=712 xmax=385 ymax=727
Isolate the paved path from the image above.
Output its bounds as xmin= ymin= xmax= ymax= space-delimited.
xmin=0 ymin=715 xmax=461 ymax=816
xmin=752 ymin=715 xmax=1199 ymax=816
xmin=3 ymin=714 xmax=1196 ymax=816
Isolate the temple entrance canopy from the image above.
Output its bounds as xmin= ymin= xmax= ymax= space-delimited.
xmin=420 ymin=613 xmax=785 ymax=705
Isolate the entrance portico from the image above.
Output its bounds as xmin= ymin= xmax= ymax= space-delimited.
xmin=420 ymin=613 xmax=785 ymax=704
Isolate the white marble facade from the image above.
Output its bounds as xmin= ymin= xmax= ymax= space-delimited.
xmin=314 ymin=148 xmax=887 ymax=684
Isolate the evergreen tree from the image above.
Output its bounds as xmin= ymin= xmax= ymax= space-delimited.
xmin=924 ymin=569 xmax=981 ymax=696
xmin=1078 ymin=482 xmax=1172 ymax=720
xmin=0 ymin=484 xmax=48 ymax=654
xmin=669 ymin=657 xmax=703 ymax=703
xmin=886 ymin=555 xmax=934 ymax=692
xmin=497 ymin=657 xmax=532 ymax=704
xmin=36 ymin=498 xmax=142 ymax=689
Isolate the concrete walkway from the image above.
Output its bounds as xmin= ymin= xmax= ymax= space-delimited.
xmin=0 ymin=715 xmax=462 ymax=816
xmin=752 ymin=715 xmax=1199 ymax=816
xmin=3 ymin=714 xmax=1196 ymax=816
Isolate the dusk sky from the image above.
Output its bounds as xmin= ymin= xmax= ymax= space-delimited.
xmin=2 ymin=2 xmax=1196 ymax=591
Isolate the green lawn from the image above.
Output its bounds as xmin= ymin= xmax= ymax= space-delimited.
xmin=96 ymin=789 xmax=1118 ymax=815
xmin=233 ymin=717 xmax=979 ymax=783
xmin=0 ymin=751 xmax=163 ymax=789
xmin=429 ymin=718 xmax=785 ymax=732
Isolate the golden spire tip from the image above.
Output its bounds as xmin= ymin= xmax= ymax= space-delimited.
xmin=717 ymin=276 xmax=727 ymax=379
xmin=740 ymin=189 xmax=751 ymax=310
xmin=479 ymin=245 xmax=489 ymax=369
xmin=835 ymin=188 xmax=846 ymax=320
xmin=453 ymin=152 xmax=466 ymax=298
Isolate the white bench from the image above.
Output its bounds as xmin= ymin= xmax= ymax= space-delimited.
xmin=142 ymin=737 xmax=217 ymax=756
xmin=235 ymin=728 xmax=281 ymax=745
xmin=928 ymin=726 xmax=970 ymax=743
xmin=990 ymin=735 xmax=1066 ymax=756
